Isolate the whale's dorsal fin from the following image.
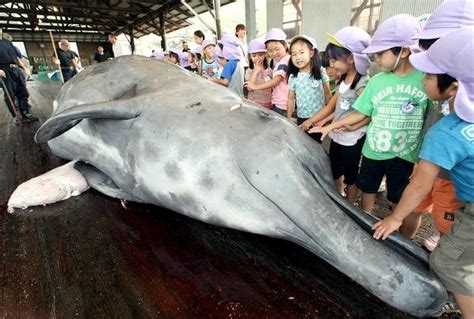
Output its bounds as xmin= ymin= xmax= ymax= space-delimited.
xmin=35 ymin=98 xmax=141 ymax=143
xmin=74 ymin=161 xmax=138 ymax=202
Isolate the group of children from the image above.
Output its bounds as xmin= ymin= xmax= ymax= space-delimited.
xmin=153 ymin=31 xmax=246 ymax=96
xmin=153 ymin=1 xmax=474 ymax=314
xmin=368 ymin=2 xmax=473 ymax=315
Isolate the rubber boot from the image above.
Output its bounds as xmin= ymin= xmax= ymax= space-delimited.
xmin=19 ymin=99 xmax=38 ymax=122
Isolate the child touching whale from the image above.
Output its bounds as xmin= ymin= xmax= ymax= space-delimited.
xmin=373 ymin=26 xmax=474 ymax=318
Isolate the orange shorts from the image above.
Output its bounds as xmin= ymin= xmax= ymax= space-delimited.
xmin=414 ymin=178 xmax=463 ymax=234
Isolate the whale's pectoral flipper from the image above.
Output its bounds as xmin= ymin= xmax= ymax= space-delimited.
xmin=35 ymin=98 xmax=142 ymax=143
xmin=74 ymin=161 xmax=137 ymax=202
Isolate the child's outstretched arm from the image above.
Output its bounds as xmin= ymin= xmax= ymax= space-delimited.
xmin=245 ymin=74 xmax=283 ymax=91
xmin=300 ymin=92 xmax=338 ymax=131
xmin=335 ymin=117 xmax=371 ymax=132
xmin=309 ymin=111 xmax=367 ymax=140
xmin=323 ymin=82 xmax=332 ymax=105
xmin=287 ymin=90 xmax=296 ymax=120
xmin=319 ymin=112 xmax=335 ymax=127
xmin=373 ymin=160 xmax=439 ymax=240
xmin=197 ymin=62 xmax=202 ymax=76
xmin=332 ymin=85 xmax=369 ymax=131
xmin=210 ymin=78 xmax=229 ymax=87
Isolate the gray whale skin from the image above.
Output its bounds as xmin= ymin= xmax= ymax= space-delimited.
xmin=35 ymin=56 xmax=448 ymax=317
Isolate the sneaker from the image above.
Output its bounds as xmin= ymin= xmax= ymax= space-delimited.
xmin=12 ymin=117 xmax=22 ymax=126
xmin=422 ymin=230 xmax=440 ymax=252
xmin=438 ymin=300 xmax=461 ymax=316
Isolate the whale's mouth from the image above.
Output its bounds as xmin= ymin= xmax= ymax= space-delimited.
xmin=299 ymin=161 xmax=430 ymax=268
xmin=73 ymin=161 xmax=137 ymax=202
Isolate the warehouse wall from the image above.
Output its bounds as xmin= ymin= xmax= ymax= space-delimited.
xmin=297 ymin=0 xmax=445 ymax=50
xmin=380 ymin=0 xmax=443 ymax=22
xmin=266 ymin=0 xmax=284 ymax=29
xmin=301 ymin=0 xmax=352 ymax=50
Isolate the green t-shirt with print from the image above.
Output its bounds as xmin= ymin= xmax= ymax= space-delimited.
xmin=353 ymin=70 xmax=431 ymax=163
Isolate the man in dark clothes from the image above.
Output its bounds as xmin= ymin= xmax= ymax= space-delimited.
xmin=56 ymin=39 xmax=79 ymax=82
xmin=3 ymin=32 xmax=34 ymax=109
xmin=0 ymin=29 xmax=38 ymax=125
xmin=103 ymin=36 xmax=115 ymax=59
xmin=93 ymin=45 xmax=108 ymax=63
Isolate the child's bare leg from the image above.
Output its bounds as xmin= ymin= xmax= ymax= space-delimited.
xmin=335 ymin=176 xmax=345 ymax=196
xmin=399 ymin=212 xmax=422 ymax=239
xmin=346 ymin=184 xmax=359 ymax=204
xmin=452 ymin=292 xmax=474 ymax=318
xmin=361 ymin=192 xmax=376 ymax=213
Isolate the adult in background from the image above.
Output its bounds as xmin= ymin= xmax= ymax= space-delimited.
xmin=193 ymin=30 xmax=205 ymax=45
xmin=235 ymin=24 xmax=248 ymax=67
xmin=93 ymin=45 xmax=108 ymax=63
xmin=3 ymin=32 xmax=33 ymax=109
xmin=0 ymin=29 xmax=37 ymax=124
xmin=108 ymin=34 xmax=131 ymax=58
xmin=56 ymin=39 xmax=79 ymax=82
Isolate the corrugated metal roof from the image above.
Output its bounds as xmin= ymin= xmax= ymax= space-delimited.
xmin=0 ymin=0 xmax=235 ymax=42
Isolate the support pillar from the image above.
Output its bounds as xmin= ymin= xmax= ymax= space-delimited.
xmin=129 ymin=24 xmax=135 ymax=54
xmin=214 ymin=0 xmax=222 ymax=39
xmin=244 ymin=0 xmax=256 ymax=41
xmin=159 ymin=9 xmax=167 ymax=51
xmin=266 ymin=0 xmax=283 ymax=29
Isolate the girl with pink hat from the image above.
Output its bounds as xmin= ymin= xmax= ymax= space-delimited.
xmin=303 ymin=26 xmax=371 ymax=204
xmin=244 ymin=38 xmax=272 ymax=109
xmin=245 ymin=28 xmax=290 ymax=116
xmin=373 ymin=26 xmax=474 ymax=317
xmin=312 ymin=15 xmax=430 ymax=216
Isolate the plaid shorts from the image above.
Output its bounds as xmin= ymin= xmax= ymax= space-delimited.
xmin=430 ymin=203 xmax=474 ymax=296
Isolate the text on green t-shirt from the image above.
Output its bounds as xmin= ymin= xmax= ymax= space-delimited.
xmin=352 ymin=70 xmax=431 ymax=163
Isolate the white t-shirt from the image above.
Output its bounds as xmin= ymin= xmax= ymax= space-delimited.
xmin=329 ymin=76 xmax=369 ymax=146
xmin=238 ymin=40 xmax=248 ymax=67
xmin=113 ymin=40 xmax=132 ymax=57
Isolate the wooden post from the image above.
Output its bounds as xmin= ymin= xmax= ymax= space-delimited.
xmin=0 ymin=78 xmax=25 ymax=125
xmin=48 ymin=30 xmax=64 ymax=83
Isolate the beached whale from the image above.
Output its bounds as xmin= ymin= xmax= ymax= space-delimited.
xmin=35 ymin=56 xmax=448 ymax=317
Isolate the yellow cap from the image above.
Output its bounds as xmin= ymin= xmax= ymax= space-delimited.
xmin=325 ymin=33 xmax=344 ymax=48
